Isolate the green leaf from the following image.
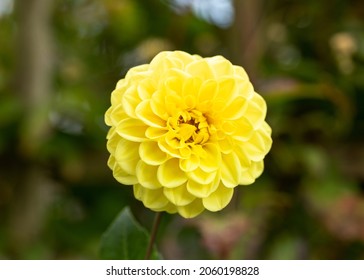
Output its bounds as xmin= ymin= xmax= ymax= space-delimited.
xmin=99 ymin=207 xmax=161 ymax=260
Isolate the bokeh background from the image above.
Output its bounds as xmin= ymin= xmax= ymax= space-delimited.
xmin=1 ymin=0 xmax=364 ymax=259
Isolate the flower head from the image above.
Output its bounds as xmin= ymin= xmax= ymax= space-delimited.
xmin=105 ymin=51 xmax=272 ymax=218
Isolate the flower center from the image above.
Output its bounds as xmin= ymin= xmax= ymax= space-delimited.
xmin=168 ymin=110 xmax=209 ymax=145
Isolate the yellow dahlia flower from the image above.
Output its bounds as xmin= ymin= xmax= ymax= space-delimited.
xmin=105 ymin=51 xmax=272 ymax=218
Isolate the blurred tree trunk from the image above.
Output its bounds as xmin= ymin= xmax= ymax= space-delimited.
xmin=15 ymin=0 xmax=54 ymax=145
xmin=8 ymin=0 xmax=56 ymax=257
xmin=229 ymin=0 xmax=264 ymax=82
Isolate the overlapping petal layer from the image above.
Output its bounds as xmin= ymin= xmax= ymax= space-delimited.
xmin=105 ymin=51 xmax=272 ymax=218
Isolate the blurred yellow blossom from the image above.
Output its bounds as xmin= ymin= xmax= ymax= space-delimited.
xmin=105 ymin=51 xmax=272 ymax=218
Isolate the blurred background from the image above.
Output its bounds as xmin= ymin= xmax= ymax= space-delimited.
xmin=1 ymin=0 xmax=364 ymax=259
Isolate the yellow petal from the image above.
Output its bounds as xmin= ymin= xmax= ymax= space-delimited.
xmin=139 ymin=141 xmax=168 ymax=165
xmin=111 ymin=159 xmax=138 ymax=185
xmin=222 ymin=96 xmax=247 ymax=120
xmin=178 ymin=124 xmax=196 ymax=142
xmin=125 ymin=64 xmax=150 ymax=80
xmin=164 ymin=55 xmax=185 ymax=69
xmin=157 ymin=158 xmax=188 ymax=188
xmin=159 ymin=203 xmax=178 ymax=214
xmin=188 ymin=168 xmax=216 ymax=184
xmin=233 ymin=143 xmax=251 ymax=171
xmin=137 ymin=80 xmax=155 ymax=100
xmin=171 ymin=50 xmax=197 ymax=65
xmin=239 ymin=171 xmax=255 ymax=185
xmin=184 ymin=94 xmax=197 ymax=109
xmin=133 ymin=184 xmax=170 ymax=210
xmin=259 ymin=121 xmax=273 ymax=144
xmin=233 ymin=65 xmax=250 ymax=81
xmin=197 ymin=79 xmax=218 ymax=106
xmin=239 ymin=157 xmax=264 ymax=185
xmin=218 ymin=136 xmax=233 ymax=154
xmin=149 ymin=51 xmax=169 ymax=68
xmin=107 ymin=104 xmax=128 ymax=127
xmin=121 ymin=85 xmax=141 ymax=118
xmin=107 ymin=155 xmax=116 ymax=170
xmin=158 ymin=139 xmax=181 ymax=158
xmin=163 ymin=184 xmax=196 ymax=206
xmin=145 ymin=127 xmax=168 ymax=139
xmin=177 ymin=199 xmax=205 ymax=218
xmin=136 ymin=100 xmax=166 ymax=128
xmin=211 ymin=99 xmax=226 ymax=113
xmin=180 ymin=154 xmax=200 ymax=172
xmin=114 ymin=139 xmax=140 ymax=175
xmin=217 ymin=77 xmax=238 ymax=105
xmin=179 ymin=146 xmax=192 ymax=158
xmin=151 ymin=52 xmax=189 ymax=74
xmin=106 ymin=128 xmax=119 ymax=153
xmin=182 ymin=77 xmax=202 ymax=100
xmin=244 ymin=128 xmax=272 ymax=161
xmin=258 ymin=122 xmax=273 ymax=153
xmin=236 ymin=78 xmax=254 ymax=98
xmin=249 ymin=160 xmax=264 ymax=179
xmin=202 ymin=183 xmax=234 ymax=212
xmin=164 ymin=69 xmax=189 ymax=93
xmin=191 ymin=143 xmax=207 ymax=157
xmin=150 ymin=90 xmax=169 ymax=120
xmin=245 ymin=93 xmax=267 ymax=129
xmin=231 ymin=118 xmax=254 ymax=141
xmin=221 ymin=152 xmax=241 ymax=188
xmin=199 ymin=143 xmax=221 ymax=172
xmin=116 ymin=118 xmax=147 ymax=142
xmin=186 ymin=176 xmax=219 ymax=198
xmin=136 ymin=161 xmax=162 ymax=189
xmin=112 ymin=82 xmax=127 ymax=104
xmin=104 ymin=107 xmax=113 ymax=126
xmin=206 ymin=56 xmax=234 ymax=77
xmin=114 ymin=138 xmax=139 ymax=161
xmin=164 ymin=92 xmax=184 ymax=116
xmin=185 ymin=59 xmax=214 ymax=80
xmin=221 ymin=121 xmax=236 ymax=135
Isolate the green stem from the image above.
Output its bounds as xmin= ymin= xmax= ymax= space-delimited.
xmin=144 ymin=212 xmax=162 ymax=260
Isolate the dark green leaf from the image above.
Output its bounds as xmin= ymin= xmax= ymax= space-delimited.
xmin=99 ymin=207 xmax=161 ymax=260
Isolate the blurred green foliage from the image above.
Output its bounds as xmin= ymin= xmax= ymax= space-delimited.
xmin=0 ymin=0 xmax=364 ymax=259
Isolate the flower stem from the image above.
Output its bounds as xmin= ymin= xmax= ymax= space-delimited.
xmin=144 ymin=212 xmax=162 ymax=260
